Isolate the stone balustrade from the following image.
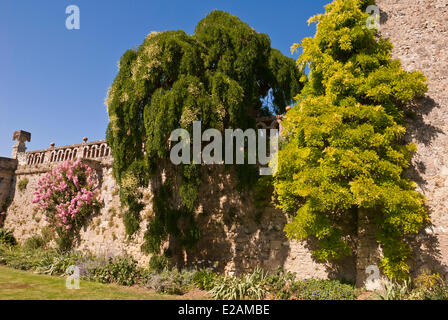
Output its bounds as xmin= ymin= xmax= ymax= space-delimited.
xmin=25 ymin=140 xmax=111 ymax=166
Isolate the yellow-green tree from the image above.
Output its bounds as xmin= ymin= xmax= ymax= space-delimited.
xmin=273 ymin=0 xmax=429 ymax=280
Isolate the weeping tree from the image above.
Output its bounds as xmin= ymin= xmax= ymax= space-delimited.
xmin=106 ymin=10 xmax=302 ymax=258
xmin=273 ymin=0 xmax=429 ymax=280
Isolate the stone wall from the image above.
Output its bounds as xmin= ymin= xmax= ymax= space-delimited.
xmin=3 ymin=0 xmax=448 ymax=286
xmin=3 ymin=150 xmax=355 ymax=281
xmin=374 ymin=0 xmax=448 ymax=277
xmin=0 ymin=157 xmax=17 ymax=226
xmin=4 ymin=116 xmax=354 ymax=282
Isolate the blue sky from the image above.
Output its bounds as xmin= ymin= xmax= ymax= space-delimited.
xmin=0 ymin=0 xmax=330 ymax=157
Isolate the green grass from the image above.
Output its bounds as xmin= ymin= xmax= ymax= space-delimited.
xmin=0 ymin=266 xmax=183 ymax=300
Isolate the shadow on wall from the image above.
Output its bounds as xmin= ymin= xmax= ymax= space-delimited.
xmin=304 ymin=227 xmax=357 ymax=283
xmin=160 ymin=164 xmax=291 ymax=276
xmin=405 ymin=95 xmax=446 ymax=277
xmin=405 ymin=96 xmax=444 ymax=190
xmin=175 ymin=165 xmax=356 ymax=281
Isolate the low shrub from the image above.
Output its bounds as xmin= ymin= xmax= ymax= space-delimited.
xmin=38 ymin=250 xmax=87 ymax=276
xmin=422 ymin=282 xmax=448 ymax=300
xmin=148 ymin=254 xmax=170 ymax=272
xmin=23 ymin=235 xmax=46 ymax=250
xmin=410 ymin=272 xmax=448 ymax=300
xmin=375 ymin=279 xmax=412 ymax=300
xmin=414 ymin=271 xmax=441 ymax=291
xmin=144 ymin=269 xmax=196 ymax=295
xmin=211 ymin=267 xmax=267 ymax=300
xmin=296 ymin=279 xmax=357 ymax=300
xmin=87 ymin=255 xmax=140 ymax=286
xmin=264 ymin=267 xmax=299 ymax=300
xmin=0 ymin=228 xmax=17 ymax=246
xmin=193 ymin=268 xmax=218 ymax=291
xmin=0 ymin=244 xmax=52 ymax=271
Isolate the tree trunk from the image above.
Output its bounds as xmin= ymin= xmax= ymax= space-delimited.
xmin=356 ymin=208 xmax=383 ymax=290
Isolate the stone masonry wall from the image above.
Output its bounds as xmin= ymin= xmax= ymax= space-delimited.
xmin=3 ymin=0 xmax=448 ymax=286
xmin=355 ymin=0 xmax=448 ymax=281
xmin=3 ymin=156 xmax=355 ymax=281
xmin=3 ymin=115 xmax=354 ymax=282
xmin=0 ymin=157 xmax=17 ymax=226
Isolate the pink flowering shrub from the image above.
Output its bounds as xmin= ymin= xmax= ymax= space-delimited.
xmin=33 ymin=159 xmax=101 ymax=250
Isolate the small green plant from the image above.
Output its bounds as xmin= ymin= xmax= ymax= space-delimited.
xmin=87 ymin=255 xmax=140 ymax=286
xmin=23 ymin=235 xmax=46 ymax=250
xmin=40 ymin=226 xmax=55 ymax=244
xmin=422 ymin=282 xmax=448 ymax=300
xmin=211 ymin=267 xmax=267 ymax=300
xmin=17 ymin=178 xmax=29 ymax=192
xmin=264 ymin=267 xmax=298 ymax=300
xmin=375 ymin=279 xmax=412 ymax=300
xmin=0 ymin=228 xmax=17 ymax=246
xmin=414 ymin=271 xmax=441 ymax=291
xmin=296 ymin=279 xmax=357 ymax=300
xmin=193 ymin=268 xmax=218 ymax=291
xmin=38 ymin=251 xmax=87 ymax=276
xmin=409 ymin=272 xmax=448 ymax=300
xmin=144 ymin=269 xmax=196 ymax=295
xmin=148 ymin=254 xmax=170 ymax=272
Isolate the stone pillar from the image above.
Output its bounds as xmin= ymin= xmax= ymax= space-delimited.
xmin=11 ymin=130 xmax=31 ymax=166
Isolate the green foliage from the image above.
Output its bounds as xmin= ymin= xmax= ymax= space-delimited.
xmin=193 ymin=268 xmax=218 ymax=291
xmin=407 ymin=272 xmax=448 ymax=300
xmin=17 ymin=178 xmax=29 ymax=192
xmin=421 ymin=282 xmax=448 ymax=300
xmin=0 ymin=243 xmax=81 ymax=273
xmin=211 ymin=266 xmax=268 ymax=300
xmin=0 ymin=228 xmax=17 ymax=246
xmin=253 ymin=176 xmax=274 ymax=208
xmin=120 ymin=160 xmax=147 ymax=236
xmin=38 ymin=251 xmax=87 ymax=276
xmin=208 ymin=266 xmax=356 ymax=300
xmin=40 ymin=226 xmax=55 ymax=244
xmin=375 ymin=279 xmax=412 ymax=300
xmin=148 ymin=254 xmax=170 ymax=272
xmin=273 ymin=0 xmax=429 ymax=280
xmin=414 ymin=271 xmax=441 ymax=291
xmin=296 ymin=279 xmax=357 ymax=300
xmin=106 ymin=10 xmax=303 ymax=254
xmin=263 ymin=267 xmax=299 ymax=300
xmin=23 ymin=235 xmax=46 ymax=250
xmin=88 ymin=256 xmax=140 ymax=286
xmin=144 ymin=268 xmax=197 ymax=295
xmin=0 ymin=244 xmax=363 ymax=300
xmin=141 ymin=182 xmax=201 ymax=254
xmin=208 ymin=267 xmax=357 ymax=300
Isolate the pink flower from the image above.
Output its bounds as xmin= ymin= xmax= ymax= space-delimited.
xmin=33 ymin=159 xmax=99 ymax=234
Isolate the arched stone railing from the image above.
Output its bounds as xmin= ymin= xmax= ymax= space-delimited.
xmin=25 ymin=140 xmax=112 ymax=166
